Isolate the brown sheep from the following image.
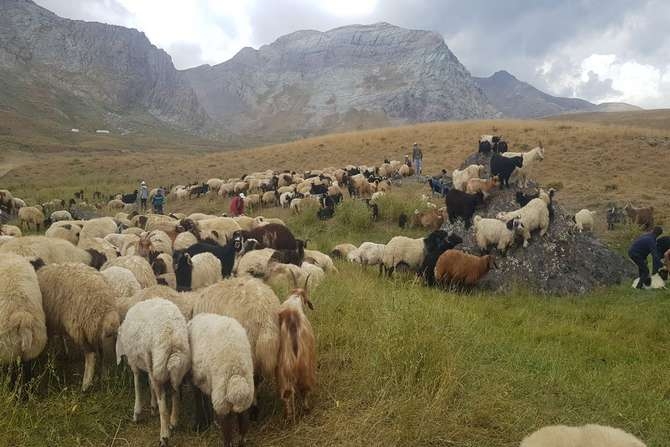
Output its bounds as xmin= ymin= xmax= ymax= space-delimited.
xmin=465 ymin=176 xmax=500 ymax=197
xmin=624 ymin=204 xmax=654 ymax=229
xmin=411 ymin=209 xmax=444 ymax=230
xmin=434 ymin=249 xmax=496 ymax=287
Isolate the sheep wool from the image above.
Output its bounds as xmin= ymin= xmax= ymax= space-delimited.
xmin=190 ymin=252 xmax=224 ymax=290
xmin=520 ymin=424 xmax=646 ymax=447
xmin=37 ymin=263 xmax=120 ymax=391
xmin=102 ymin=266 xmax=142 ymax=299
xmin=116 ymin=299 xmax=191 ymax=445
xmin=102 ymin=255 xmax=157 ymax=289
xmin=0 ymin=224 xmax=22 ymax=237
xmin=18 ymin=206 xmax=45 ymax=232
xmin=303 ymin=249 xmax=338 ymax=273
xmin=0 ymin=235 xmax=104 ymax=268
xmin=235 ymin=248 xmax=276 ymax=277
xmin=45 ymin=223 xmax=81 ymax=245
xmin=0 ymin=254 xmax=47 ymax=364
xmin=331 ymin=243 xmax=357 ymax=259
xmin=173 ymin=231 xmax=198 ymax=251
xmin=79 ymin=217 xmax=118 ymax=242
xmin=574 ymin=209 xmax=596 ymax=232
xmin=473 ymin=216 xmax=522 ymax=254
xmin=382 ymin=236 xmax=425 ymax=272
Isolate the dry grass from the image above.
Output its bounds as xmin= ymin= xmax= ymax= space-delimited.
xmin=546 ymin=109 xmax=670 ymax=131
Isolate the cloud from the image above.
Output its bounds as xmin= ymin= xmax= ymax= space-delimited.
xmin=32 ymin=0 xmax=670 ymax=107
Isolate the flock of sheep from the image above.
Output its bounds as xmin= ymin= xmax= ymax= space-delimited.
xmin=0 ymin=133 xmax=656 ymax=446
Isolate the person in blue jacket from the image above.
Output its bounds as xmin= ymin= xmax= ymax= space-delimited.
xmin=628 ymin=226 xmax=663 ymax=288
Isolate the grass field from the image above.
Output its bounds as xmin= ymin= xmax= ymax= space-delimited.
xmin=1 ymin=116 xmax=669 ymax=446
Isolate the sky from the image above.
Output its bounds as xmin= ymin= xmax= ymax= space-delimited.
xmin=34 ymin=0 xmax=670 ymax=108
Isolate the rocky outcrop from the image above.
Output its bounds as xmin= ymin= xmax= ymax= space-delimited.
xmin=183 ymin=23 xmax=496 ymax=140
xmin=440 ymin=151 xmax=635 ymax=295
xmin=0 ymin=0 xmax=207 ymax=131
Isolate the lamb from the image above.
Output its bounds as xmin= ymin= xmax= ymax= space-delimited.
xmin=382 ymin=230 xmax=454 ymax=276
xmin=0 ymin=254 xmax=47 ymax=384
xmin=624 ymin=204 xmax=654 ymax=229
xmin=520 ymin=423 xmax=646 ymax=447
xmin=502 ymin=144 xmax=545 ymax=188
xmin=434 ymin=249 xmax=497 ymax=287
xmin=573 ymin=209 xmax=596 ymax=232
xmin=444 ymin=189 xmax=485 ymax=228
xmin=37 ymin=263 xmax=120 ymax=391
xmin=276 ymin=275 xmax=316 ymax=419
xmin=490 ymin=154 xmax=523 ymax=188
xmin=101 ymin=266 xmax=142 ymax=299
xmin=18 ymin=206 xmax=45 ymax=232
xmin=303 ymin=249 xmax=338 ymax=274
xmin=465 ymin=176 xmax=499 ymax=197
xmin=174 ymin=252 xmax=223 ymax=291
xmin=116 ymin=299 xmax=191 ymax=446
xmin=474 ymin=216 xmax=524 ymax=255
xmin=188 ymin=313 xmax=254 ymax=447
xmin=45 ymin=223 xmax=81 ymax=245
xmin=102 ymin=255 xmax=157 ymax=289
xmin=0 ymin=235 xmax=108 ymax=269
xmin=496 ymin=190 xmax=551 ymax=248
xmin=452 ymin=164 xmax=485 ymax=191
xmin=330 ymin=243 xmax=357 ymax=259
xmin=192 ymin=277 xmax=281 ymax=387
xmin=0 ymin=224 xmax=22 ymax=237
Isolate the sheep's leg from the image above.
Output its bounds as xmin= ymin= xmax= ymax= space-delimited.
xmin=151 ymin=379 xmax=170 ymax=446
xmin=82 ymin=351 xmax=97 ymax=392
xmin=169 ymin=384 xmax=180 ymax=431
xmin=282 ymin=388 xmax=295 ymax=421
xmin=150 ymin=383 xmax=158 ymax=416
xmin=132 ymin=368 xmax=143 ymax=422
xmin=219 ymin=413 xmax=235 ymax=447
xmin=237 ymin=411 xmax=249 ymax=447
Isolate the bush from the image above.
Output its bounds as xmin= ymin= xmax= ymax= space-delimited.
xmin=375 ymin=194 xmax=416 ymax=224
xmin=333 ymin=199 xmax=373 ymax=232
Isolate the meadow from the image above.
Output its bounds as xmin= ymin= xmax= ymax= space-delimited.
xmin=1 ymin=116 xmax=669 ymax=446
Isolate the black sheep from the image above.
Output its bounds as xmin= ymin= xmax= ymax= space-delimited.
xmin=310 ymin=183 xmax=328 ymax=196
xmin=173 ymin=234 xmax=242 ymax=289
xmin=121 ymin=190 xmax=138 ymax=204
xmin=419 ymin=232 xmax=463 ymax=286
xmin=515 ymin=191 xmax=539 ymax=207
xmin=478 ymin=140 xmax=492 ymax=154
xmin=445 ymin=189 xmax=484 ymax=228
xmin=490 ymin=154 xmax=523 ymax=188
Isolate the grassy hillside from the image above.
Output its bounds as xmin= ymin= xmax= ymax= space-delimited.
xmin=545 ymin=109 xmax=670 ymax=131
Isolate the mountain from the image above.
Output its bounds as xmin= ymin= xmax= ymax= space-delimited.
xmin=592 ymin=102 xmax=642 ymax=113
xmin=0 ymin=0 xmax=208 ymax=135
xmin=473 ymin=70 xmax=597 ymax=118
xmin=182 ymin=23 xmax=496 ymax=141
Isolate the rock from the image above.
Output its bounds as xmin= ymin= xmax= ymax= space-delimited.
xmin=440 ymin=152 xmax=635 ymax=295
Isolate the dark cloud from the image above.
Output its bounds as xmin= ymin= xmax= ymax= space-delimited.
xmin=576 ymin=71 xmax=622 ymax=102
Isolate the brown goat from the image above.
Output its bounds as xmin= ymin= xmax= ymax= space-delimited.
xmin=276 ymin=273 xmax=316 ymax=420
xmin=624 ymin=204 xmax=654 ymax=229
xmin=465 ymin=176 xmax=500 ymax=197
xmin=434 ymin=249 xmax=496 ymax=287
xmin=411 ymin=208 xmax=444 ymax=230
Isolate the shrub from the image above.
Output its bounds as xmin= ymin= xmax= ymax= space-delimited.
xmin=333 ymin=199 xmax=373 ymax=232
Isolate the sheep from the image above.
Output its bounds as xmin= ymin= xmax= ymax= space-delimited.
xmin=473 ymin=216 xmax=524 ymax=255
xmin=175 ymin=233 xmax=241 ymax=279
xmin=411 ymin=208 xmax=444 ymax=230
xmin=280 ymin=191 xmax=295 ymax=208
xmin=624 ymin=204 xmax=654 ymax=229
xmin=303 ymin=249 xmax=338 ymax=274
xmin=0 ymin=254 xmax=47 ymax=384
xmin=573 ymin=209 xmax=596 ymax=232
xmin=444 ymin=189 xmax=485 ymax=228
xmin=174 ymin=252 xmax=223 ymax=291
xmin=434 ymin=249 xmax=497 ymax=287
xmin=351 ymin=242 xmax=386 ymax=267
xmin=18 ymin=206 xmax=45 ymax=232
xmin=233 ymin=215 xmax=256 ymax=231
xmin=632 ymin=273 xmax=666 ymax=290
xmin=0 ymin=224 xmax=22 ymax=237
xmin=193 ymin=277 xmax=280 ymax=416
xmin=0 ymin=235 xmax=108 ymax=269
xmin=398 ymin=164 xmax=414 ymax=177
xmin=116 ymin=299 xmax=191 ymax=446
xmin=108 ymin=199 xmax=125 ymax=210
xmin=261 ymin=191 xmax=278 ymax=207
xmin=243 ymin=194 xmax=261 ymax=211
xmin=264 ymin=262 xmax=313 ymax=290
xmin=452 ymin=164 xmax=485 ymax=191
xmin=381 ymin=230 xmax=454 ymax=276
xmin=79 ymin=217 xmax=118 ymax=242
xmin=79 ymin=237 xmax=119 ymax=262
xmin=251 ymin=216 xmax=286 ymax=229
xmin=235 ymin=248 xmax=277 ymax=277
xmin=496 ymin=190 xmax=551 ymax=248
xmin=138 ymin=230 xmax=173 ymax=257
xmin=188 ymin=313 xmax=254 ymax=447
xmin=198 ymin=217 xmax=242 ymax=245
xmin=520 ymin=424 xmax=646 ymax=447
xmin=101 ymin=266 xmax=142 ymax=299
xmin=417 ymin=232 xmax=463 ymax=286
xmin=104 ymin=233 xmax=140 ymax=253
xmin=502 ymin=144 xmax=545 ymax=188
xmin=45 ymin=223 xmax=81 ymax=245
xmin=330 ymin=243 xmax=357 ymax=259
xmin=276 ymin=275 xmax=317 ymax=420
xmin=490 ymin=154 xmax=523 ymax=188
xmin=49 ymin=210 xmax=73 ymax=223
xmin=173 ymin=231 xmax=198 ymax=251
xmin=102 ymin=255 xmax=157 ymax=289
xmin=465 ymin=176 xmax=499 ymax=197
xmin=118 ymin=285 xmax=193 ymax=321
xmin=37 ymin=263 xmax=120 ymax=391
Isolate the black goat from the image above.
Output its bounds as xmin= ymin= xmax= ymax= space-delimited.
xmin=478 ymin=140 xmax=492 ymax=154
xmin=445 ymin=189 xmax=484 ymax=229
xmin=121 ymin=190 xmax=138 ymax=204
xmin=515 ymin=191 xmax=539 ymax=207
xmin=240 ymin=223 xmax=298 ymax=251
xmin=310 ymin=184 xmax=328 ymax=196
xmin=419 ymin=232 xmax=463 ymax=286
xmin=493 ymin=140 xmax=508 ymax=153
xmin=173 ymin=234 xmax=242 ymax=288
xmin=490 ymin=154 xmax=523 ymax=188
xmin=269 ymin=239 xmax=306 ymax=266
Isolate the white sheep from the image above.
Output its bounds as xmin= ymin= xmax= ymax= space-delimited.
xmin=452 ymin=164 xmax=485 ymax=191
xmin=520 ymin=424 xmax=646 ymax=447
xmin=117 ymin=285 xmax=193 ymax=322
xmin=49 ymin=210 xmax=73 ymax=222
xmin=354 ymin=242 xmax=386 ymax=267
xmin=331 ymin=243 xmax=357 ymax=259
xmin=0 ymin=254 xmax=47 ymax=373
xmin=0 ymin=224 xmax=22 ymax=237
xmin=235 ymin=248 xmax=276 ymax=277
xmin=496 ymin=190 xmax=551 ymax=248
xmin=116 ymin=299 xmax=191 ymax=446
xmin=303 ymin=249 xmax=338 ymax=274
xmin=175 ymin=252 xmax=223 ymax=291
xmin=0 ymin=235 xmax=15 ymax=247
xmin=574 ymin=209 xmax=596 ymax=232
xmin=173 ymin=231 xmax=198 ymax=251
xmin=102 ymin=255 xmax=157 ymax=289
xmin=189 ymin=313 xmax=254 ymax=447
xmin=188 ymin=213 xmax=218 ymax=221
xmin=79 ymin=237 xmax=119 ymax=262
xmin=473 ymin=215 xmax=524 ymax=254
xmin=102 ymin=266 xmax=142 ymax=299
xmin=632 ymin=273 xmax=666 ymax=290
xmin=18 ymin=206 xmax=45 ymax=232
xmin=502 ymin=144 xmax=545 ymax=188
xmin=280 ymin=191 xmax=295 ymax=208
xmin=139 ymin=230 xmax=173 ymax=256
xmin=233 ymin=215 xmax=256 ymax=231
xmin=0 ymin=235 xmax=108 ymax=269
xmin=45 ymin=222 xmax=81 ymax=245
xmin=37 ymin=263 xmax=120 ymax=391
xmin=300 ymin=262 xmax=325 ymax=289
xmin=104 ymin=233 xmax=140 ymax=254
xmin=198 ymin=217 xmax=241 ymax=245
xmin=79 ymin=217 xmax=118 ymax=242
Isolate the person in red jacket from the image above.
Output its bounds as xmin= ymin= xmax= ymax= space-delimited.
xmin=229 ymin=193 xmax=245 ymax=217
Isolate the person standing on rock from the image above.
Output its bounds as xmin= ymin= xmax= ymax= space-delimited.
xmin=628 ymin=226 xmax=663 ymax=289
xmin=412 ymin=142 xmax=423 ymax=178
xmin=139 ymin=181 xmax=149 ymax=211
